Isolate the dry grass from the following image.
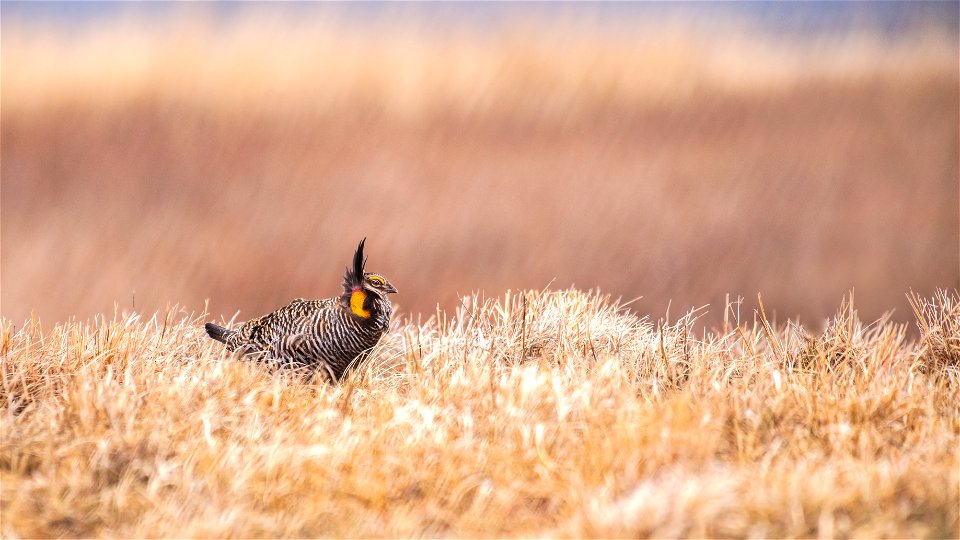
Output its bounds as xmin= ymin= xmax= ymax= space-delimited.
xmin=2 ymin=16 xmax=958 ymax=327
xmin=3 ymin=15 xmax=953 ymax=118
xmin=2 ymin=288 xmax=958 ymax=538
xmin=2 ymin=15 xmax=958 ymax=534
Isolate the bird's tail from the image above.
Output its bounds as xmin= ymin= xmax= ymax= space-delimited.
xmin=205 ymin=322 xmax=232 ymax=343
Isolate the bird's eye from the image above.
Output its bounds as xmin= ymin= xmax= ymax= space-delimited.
xmin=369 ymin=276 xmax=385 ymax=286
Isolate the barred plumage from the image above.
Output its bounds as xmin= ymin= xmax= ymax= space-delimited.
xmin=204 ymin=239 xmax=397 ymax=382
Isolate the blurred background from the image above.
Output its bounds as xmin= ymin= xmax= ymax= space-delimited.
xmin=2 ymin=1 xmax=958 ymax=329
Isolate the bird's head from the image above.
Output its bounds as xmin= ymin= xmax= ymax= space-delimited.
xmin=342 ymin=238 xmax=397 ymax=319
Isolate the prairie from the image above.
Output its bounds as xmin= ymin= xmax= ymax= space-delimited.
xmin=2 ymin=9 xmax=959 ymax=537
xmin=2 ymin=289 xmax=958 ymax=537
xmin=2 ymin=12 xmax=958 ymax=328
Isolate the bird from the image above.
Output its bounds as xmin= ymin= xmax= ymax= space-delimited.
xmin=204 ymin=238 xmax=398 ymax=382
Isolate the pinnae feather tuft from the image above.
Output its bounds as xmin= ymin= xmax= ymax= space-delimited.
xmin=354 ymin=238 xmax=366 ymax=282
xmin=343 ymin=238 xmax=367 ymax=292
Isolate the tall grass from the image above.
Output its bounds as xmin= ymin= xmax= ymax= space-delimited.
xmin=2 ymin=289 xmax=957 ymax=537
xmin=3 ymin=16 xmax=953 ymax=117
xmin=2 ymin=16 xmax=958 ymax=327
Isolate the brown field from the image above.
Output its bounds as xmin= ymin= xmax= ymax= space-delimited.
xmin=1 ymin=10 xmax=959 ymax=538
xmin=1 ymin=14 xmax=957 ymax=329
xmin=2 ymin=289 xmax=958 ymax=537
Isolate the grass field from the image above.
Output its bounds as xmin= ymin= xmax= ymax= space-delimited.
xmin=2 ymin=8 xmax=959 ymax=537
xmin=2 ymin=288 xmax=958 ymax=537
xmin=2 ymin=13 xmax=958 ymax=328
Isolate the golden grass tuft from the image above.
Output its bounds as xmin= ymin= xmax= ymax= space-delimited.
xmin=910 ymin=289 xmax=960 ymax=374
xmin=2 ymin=289 xmax=957 ymax=537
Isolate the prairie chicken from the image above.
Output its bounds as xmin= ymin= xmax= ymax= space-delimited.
xmin=204 ymin=239 xmax=397 ymax=382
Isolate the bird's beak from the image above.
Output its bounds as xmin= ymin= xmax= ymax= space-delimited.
xmin=386 ymin=283 xmax=398 ymax=294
